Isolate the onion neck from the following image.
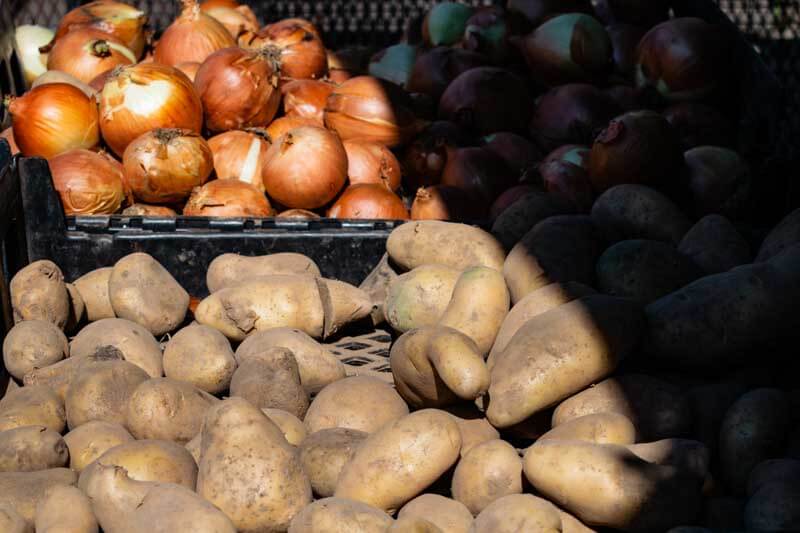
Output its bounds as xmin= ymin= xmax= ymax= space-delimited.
xmin=90 ymin=40 xmax=112 ymax=58
xmin=244 ymin=127 xmax=272 ymax=144
xmin=180 ymin=0 xmax=202 ymax=19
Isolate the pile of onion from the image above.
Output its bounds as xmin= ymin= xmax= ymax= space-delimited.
xmin=238 ymin=19 xmax=327 ymax=80
xmin=266 ymin=116 xmax=317 ymax=140
xmin=282 ymin=79 xmax=336 ymax=126
xmin=328 ymin=184 xmax=409 ymax=220
xmin=422 ymin=2 xmax=473 ymax=47
xmin=207 ymin=129 xmax=271 ymax=192
xmin=154 ymin=0 xmax=235 ymax=66
xmin=401 ymin=121 xmax=468 ymax=189
xmin=46 ymin=28 xmax=136 ymax=84
xmin=406 ymin=46 xmax=487 ymax=101
xmin=440 ymin=146 xmax=514 ymax=202
xmin=411 ymin=185 xmax=480 ymax=221
xmin=343 ymin=141 xmax=401 ymax=191
xmin=175 ymin=62 xmax=201 ymax=82
xmin=49 ymin=149 xmax=128 ymax=215
xmin=203 ymin=6 xmax=259 ymax=37
xmin=184 ymin=179 xmax=272 ymax=216
xmin=483 ymin=132 xmax=543 ymax=177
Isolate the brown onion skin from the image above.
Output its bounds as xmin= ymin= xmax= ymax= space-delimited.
xmin=539 ymin=160 xmax=594 ymax=211
xmin=8 ymin=83 xmax=100 ymax=159
xmin=99 ymin=63 xmax=203 ymax=157
xmin=406 ymin=46 xmax=488 ymax=101
xmin=277 ymin=208 xmax=320 ymax=219
xmin=122 ymin=204 xmax=178 ymax=216
xmin=33 ymin=70 xmax=98 ymax=98
xmin=207 ymin=129 xmax=270 ymax=192
xmin=263 ymin=126 xmax=348 ymax=209
xmin=343 ymin=140 xmax=402 ymax=191
xmin=663 ymin=102 xmax=734 ymax=150
xmin=439 ymin=67 xmax=532 ymax=136
xmin=204 ymin=6 xmax=259 ymax=38
xmin=606 ymin=23 xmax=646 ymax=81
xmin=441 ymin=146 xmax=514 ymax=202
xmin=483 ymin=132 xmax=543 ymax=178
xmin=154 ymin=0 xmax=235 ymax=66
xmin=123 ymin=128 xmax=214 ymax=203
xmin=588 ymin=110 xmax=683 ymax=192
xmin=49 ymin=149 xmax=127 ymax=215
xmin=593 ymin=0 xmax=670 ymax=27
xmin=507 ymin=0 xmax=591 ymax=28
xmin=175 ymin=61 xmax=201 ymax=82
xmin=184 ymin=179 xmax=272 ymax=217
xmin=684 ymin=146 xmax=751 ymax=219
xmin=282 ymin=79 xmax=336 ymax=126
xmin=401 ymin=121 xmax=470 ymax=190
xmin=88 ymin=69 xmax=115 ymax=93
xmin=238 ymin=19 xmax=327 ymax=80
xmin=411 ymin=185 xmax=482 ymax=221
xmin=328 ymin=184 xmax=409 ymax=220
xmin=47 ymin=28 xmax=135 ymax=84
xmin=200 ymin=0 xmax=240 ymax=10
xmin=1 ymin=127 xmax=20 ymax=155
xmin=266 ymin=116 xmax=317 ymax=141
xmin=194 ymin=46 xmax=282 ymax=133
xmin=489 ymin=184 xmax=538 ymax=221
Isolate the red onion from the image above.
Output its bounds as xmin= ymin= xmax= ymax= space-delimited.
xmin=489 ymin=184 xmax=537 ymax=221
xmin=401 ymin=121 xmax=470 ymax=190
xmin=606 ymin=23 xmax=646 ymax=81
xmin=441 ymin=146 xmax=514 ymax=202
xmin=483 ymin=132 xmax=543 ymax=177
xmin=406 ymin=46 xmax=487 ymax=101
xmin=663 ymin=102 xmax=734 ymax=150
xmin=539 ymin=160 xmax=594 ymax=211
xmin=462 ymin=6 xmax=511 ymax=63
xmin=422 ymin=2 xmax=474 ymax=47
xmin=543 ymin=144 xmax=591 ymax=170
xmin=507 ymin=0 xmax=591 ymax=28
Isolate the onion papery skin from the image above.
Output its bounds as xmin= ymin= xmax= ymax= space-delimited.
xmin=489 ymin=184 xmax=538 ymax=221
xmin=99 ymin=63 xmax=203 ymax=157
xmin=440 ymin=146 xmax=514 ymax=202
xmin=277 ymin=209 xmax=320 ymax=219
xmin=685 ymin=146 xmax=751 ymax=219
xmin=207 ymin=129 xmax=270 ymax=192
xmin=343 ymin=140 xmax=402 ymax=191
xmin=507 ymin=0 xmax=592 ymax=28
xmin=368 ymin=44 xmax=418 ymax=89
xmin=8 ymin=83 xmax=100 ymax=159
xmin=33 ymin=70 xmax=97 ymax=98
xmin=122 ymin=128 xmax=213 ymax=203
xmin=406 ymin=46 xmax=488 ymax=101
xmin=483 ymin=132 xmax=543 ymax=178
xmin=184 ymin=179 xmax=272 ymax=217
xmin=47 ymin=28 xmax=136 ymax=84
xmin=266 ymin=116 xmax=317 ymax=140
xmin=606 ymin=23 xmax=645 ymax=81
xmin=263 ymin=126 xmax=348 ymax=209
xmin=422 ymin=2 xmax=473 ymax=47
xmin=593 ymin=0 xmax=670 ymax=27
xmin=238 ymin=19 xmax=327 ymax=80
xmin=194 ymin=46 xmax=282 ymax=133
xmin=462 ymin=6 xmax=511 ymax=64
xmin=411 ymin=185 xmax=481 ymax=221
xmin=663 ymin=102 xmax=735 ymax=151
xmin=122 ymin=204 xmax=178 ymax=216
xmin=154 ymin=0 xmax=235 ymax=66
xmin=324 ymin=76 xmax=420 ymax=147
xmin=48 ymin=0 xmax=147 ymax=59
xmin=204 ymin=6 xmax=258 ymax=38
xmin=175 ymin=61 xmax=201 ymax=82
xmin=16 ymin=25 xmax=54 ymax=86
xmin=282 ymin=79 xmax=336 ymax=126
xmin=543 ymin=144 xmax=591 ymax=170
xmin=540 ymin=160 xmax=594 ymax=211
xmin=49 ymin=149 xmax=127 ymax=215
xmin=328 ymin=184 xmax=409 ymax=220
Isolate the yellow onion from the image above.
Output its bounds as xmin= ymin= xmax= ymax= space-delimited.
xmin=204 ymin=6 xmax=258 ymax=38
xmin=282 ymin=79 xmax=336 ymax=126
xmin=49 ymin=149 xmax=127 ymax=215
xmin=175 ymin=61 xmax=201 ymax=82
xmin=207 ymin=129 xmax=271 ymax=192
xmin=343 ymin=140 xmax=401 ymax=191
xmin=184 ymin=179 xmax=272 ymax=216
xmin=33 ymin=70 xmax=97 ymax=97
xmin=99 ymin=63 xmax=203 ymax=156
xmin=123 ymin=128 xmax=213 ymax=203
xmin=411 ymin=185 xmax=480 ymax=221
xmin=277 ymin=208 xmax=320 ymax=219
xmin=200 ymin=0 xmax=240 ymax=9
xmin=15 ymin=25 xmax=54 ymax=86
xmin=6 ymin=83 xmax=99 ymax=158
xmin=123 ymin=204 xmax=178 ymax=216
xmin=238 ymin=18 xmax=327 ymax=80
xmin=194 ymin=46 xmax=282 ymax=133
xmin=1 ymin=128 xmax=20 ymax=155
xmin=154 ymin=0 xmax=235 ymax=66
xmin=266 ymin=116 xmax=317 ymax=141
xmin=328 ymin=184 xmax=409 ymax=220
xmin=47 ymin=28 xmax=135 ymax=84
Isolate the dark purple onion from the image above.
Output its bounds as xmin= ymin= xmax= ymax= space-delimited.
xmin=607 ymin=23 xmax=646 ymax=80
xmin=507 ymin=0 xmax=592 ymax=28
xmin=483 ymin=132 xmax=544 ymax=177
xmin=440 ymin=146 xmax=515 ymax=202
xmin=462 ymin=6 xmax=511 ymax=64
xmin=406 ymin=46 xmax=488 ymax=101
xmin=489 ymin=184 xmax=538 ymax=221
xmin=539 ymin=160 xmax=594 ymax=211
xmin=663 ymin=102 xmax=735 ymax=150
xmin=543 ymin=144 xmax=591 ymax=170
xmin=593 ymin=0 xmax=670 ymax=27
xmin=401 ymin=121 xmax=471 ymax=190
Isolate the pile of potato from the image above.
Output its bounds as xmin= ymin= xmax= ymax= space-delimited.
xmin=2 ymin=202 xmax=800 ymax=531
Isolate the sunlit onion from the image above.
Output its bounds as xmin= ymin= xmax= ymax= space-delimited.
xmin=123 ymin=204 xmax=178 ymax=216
xmin=184 ymin=179 xmax=272 ymax=216
xmin=368 ymin=44 xmax=418 ymax=88
xmin=406 ymin=46 xmax=487 ymax=101
xmin=1 ymin=127 xmax=20 ymax=155
xmin=46 ymin=1 xmax=147 ymax=59
xmin=422 ymin=2 xmax=473 ymax=47
xmin=33 ymin=70 xmax=97 ymax=97
xmin=204 ymin=6 xmax=258 ymax=38
xmin=483 ymin=132 xmax=543 ymax=177
xmin=200 ymin=0 xmax=240 ymax=10
xmin=328 ymin=184 xmax=409 ymax=220
xmin=49 ymin=149 xmax=127 ymax=215
xmin=175 ymin=61 xmax=201 ymax=82
xmin=207 ymin=129 xmax=270 ymax=192
xmin=343 ymin=140 xmax=402 ymax=191
xmin=489 ymin=184 xmax=538 ymax=221
xmin=327 ymin=47 xmax=370 ymax=82
xmin=239 ymin=19 xmax=327 ymax=80
xmin=15 ymin=25 xmax=53 ymax=86
xmin=277 ymin=209 xmax=320 ymax=219
xmin=266 ymin=116 xmax=317 ymax=141
xmin=441 ymin=146 xmax=514 ymax=202
xmin=154 ymin=0 xmax=235 ymax=66
xmin=663 ymin=102 xmax=734 ymax=150
xmin=401 ymin=121 xmax=469 ymax=189
xmin=47 ymin=28 xmax=135 ymax=84
xmin=282 ymin=79 xmax=336 ymax=126
xmin=411 ymin=185 xmax=481 ymax=221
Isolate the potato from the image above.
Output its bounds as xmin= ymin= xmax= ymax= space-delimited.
xmin=185 ymin=433 xmax=201 ymax=464
xmin=704 ymin=496 xmax=745 ymax=531
xmin=207 ymin=252 xmax=321 ymax=292
xmin=85 ymin=464 xmax=235 ymax=533
xmin=299 ymin=428 xmax=368 ymax=498
xmin=22 ymin=350 xmax=122 ymax=401
xmin=391 ymin=327 xmax=489 ymax=408
xmin=125 ymin=378 xmax=218 ymax=443
xmin=487 ymin=295 xmax=643 ymax=428
xmin=288 ymin=497 xmax=393 ymax=533
xmin=359 ymin=253 xmax=399 ymax=325
xmin=591 ymin=184 xmax=691 ymax=244
xmin=388 ymin=221 xmax=506 ymax=271
xmin=557 ymin=508 xmax=597 ymax=533
xmin=261 ymin=408 xmax=305 ymax=446
xmin=687 ymin=382 xmax=749 ymax=453
xmin=445 ymin=405 xmax=500 ymax=457
xmin=335 ymin=409 xmax=462 ymax=513
xmin=399 ymin=494 xmax=473 ymax=533
xmin=2 ymin=320 xmax=68 ymax=381
xmin=0 ymin=504 xmax=30 ymax=533
xmin=35 ymin=485 xmax=97 ymax=533
xmin=64 ymin=283 xmax=86 ymax=333
xmin=470 ymin=494 xmax=562 ymax=533
xmin=196 ymin=398 xmax=312 ymax=532
xmin=235 ymin=328 xmax=346 ymax=394
xmin=0 ymin=469 xmax=77 ymax=524
xmin=9 ymin=260 xmax=70 ymax=328
xmin=744 ymin=481 xmax=800 ymax=531
xmin=747 ymin=459 xmax=800 ymax=496
xmin=491 ymin=191 xmax=578 ymax=251
xmin=389 ymin=516 xmax=442 ymax=532
xmin=230 ymin=347 xmax=309 ymax=418
xmin=452 ymin=439 xmax=522 ymax=514
xmin=624 ymin=439 xmax=710 ymax=481
xmin=65 ymin=359 xmax=149 ymax=430
xmin=0 ymin=386 xmax=65 ymax=433
xmin=756 ymin=207 xmax=800 ymax=261
xmin=304 ymin=376 xmax=409 ymax=434
xmin=523 ymin=440 xmax=702 ymax=531
xmin=538 ymin=413 xmax=636 ymax=445
xmin=385 ymin=265 xmax=461 ymax=333
xmin=503 ymin=215 xmax=604 ymax=304
xmin=596 ymin=239 xmax=701 ymax=305
xmin=108 ymin=253 xmax=189 ymax=336
xmin=63 ymin=421 xmax=134 ymax=472
xmin=69 ymin=318 xmax=163 ymax=378
xmin=162 ymin=324 xmax=236 ymax=394
xmin=719 ymin=388 xmax=790 ymax=493
xmin=552 ymin=374 xmax=692 ymax=441
xmin=79 ymin=439 xmax=198 ymax=490
xmin=678 ymin=215 xmax=751 ymax=274
xmin=72 ymin=267 xmax=115 ymax=321
xmin=0 ymin=426 xmax=68 ymax=472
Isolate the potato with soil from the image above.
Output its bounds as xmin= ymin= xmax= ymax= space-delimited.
xmin=446 ymin=406 xmax=500 ymax=457
xmin=304 ymin=376 xmax=409 ymax=434
xmin=163 ymin=324 xmax=237 ymax=394
xmin=288 ymin=497 xmax=393 ymax=533
xmin=0 ymin=504 xmax=29 ymax=533
xmin=538 ymin=412 xmax=636 ymax=445
xmin=72 ymin=267 xmax=115 ymax=321
xmin=299 ymin=428 xmax=368 ymax=497
xmin=69 ymin=318 xmax=163 ymax=378
xmin=389 ymin=516 xmax=441 ymax=532
xmin=10 ymin=260 xmax=70 ymax=328
xmin=0 ymin=469 xmax=77 ymax=524
xmin=384 ymin=265 xmax=461 ymax=333
xmin=207 ymin=252 xmax=321 ymax=292
xmin=23 ymin=350 xmax=123 ymax=401
xmin=63 ymin=421 xmax=134 ymax=472
xmin=229 ymin=347 xmax=309 ymax=418
xmin=452 ymin=439 xmax=522 ymax=514
xmin=263 ymin=408 xmax=307 ymax=446
xmin=491 ymin=191 xmax=578 ymax=251
xmin=359 ymin=253 xmax=399 ymax=326
xmin=335 ymin=409 xmax=462 ymax=513
xmin=35 ymin=485 xmax=97 ymax=533
xmin=197 ymin=397 xmax=312 ymax=532
xmin=487 ymin=295 xmax=644 ymax=428
xmin=471 ymin=494 xmax=563 ymax=533
xmin=399 ymin=495 xmax=473 ymax=533
xmin=0 ymin=386 xmax=65 ymax=433
xmin=624 ymin=439 xmax=710 ymax=481
xmin=2 ymin=320 xmax=68 ymax=381
xmin=678 ymin=214 xmax=751 ymax=274
xmin=0 ymin=426 xmax=68 ymax=472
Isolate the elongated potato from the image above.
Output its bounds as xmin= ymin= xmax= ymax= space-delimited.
xmin=471 ymin=494 xmax=563 ymax=533
xmin=0 ymin=426 xmax=68 ymax=472
xmin=9 ymin=260 xmax=70 ymax=328
xmin=0 ymin=469 xmax=77 ymax=524
xmin=163 ymin=323 xmax=237 ymax=394
xmin=23 ymin=351 xmax=122 ymax=400
xmin=385 ymin=265 xmax=461 ymax=333
xmin=335 ymin=409 xmax=462 ymax=513
xmin=73 ymin=267 xmax=115 ymax=322
xmin=0 ymin=386 xmax=65 ymax=433
xmin=538 ymin=413 xmax=636 ymax=445
xmin=69 ymin=318 xmax=163 ymax=378
xmin=207 ymin=252 xmax=321 ymax=292
xmin=359 ymin=252 xmax=399 ymax=325
xmin=0 ymin=504 xmax=30 ymax=533
xmin=624 ymin=439 xmax=709 ymax=481
xmin=299 ymin=428 xmax=368 ymax=498
xmin=263 ymin=408 xmax=307 ymax=446
xmin=63 ymin=421 xmax=134 ymax=472
xmin=2 ymin=320 xmax=68 ymax=381
xmin=229 ymin=347 xmax=309 ymax=418
xmin=399 ymin=495 xmax=473 ymax=533
xmin=491 ymin=191 xmax=578 ymax=250
xmin=678 ymin=215 xmax=751 ymax=274
xmin=452 ymin=439 xmax=522 ymax=514
xmin=288 ymin=497 xmax=393 ymax=533
xmin=35 ymin=485 xmax=97 ymax=533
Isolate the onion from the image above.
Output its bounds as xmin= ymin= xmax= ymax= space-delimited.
xmin=607 ymin=23 xmax=645 ymax=81
xmin=194 ymin=46 xmax=282 ymax=133
xmin=154 ymin=0 xmax=235 ymax=66
xmin=328 ymin=184 xmax=409 ymax=220
xmin=343 ymin=140 xmax=402 ymax=191
xmin=589 ymin=110 xmax=682 ymax=192
xmin=604 ymin=85 xmax=639 ymax=111
xmin=441 ymin=146 xmax=514 ymax=202
xmin=204 ymin=6 xmax=258 ymax=38
xmin=1 ymin=128 xmax=20 ymax=155
xmin=543 ymin=144 xmax=591 ymax=170
xmin=49 ymin=149 xmax=127 ymax=215
xmin=184 ymin=179 xmax=272 ymax=217
xmin=47 ymin=28 xmax=135 ymax=84
xmin=200 ymin=0 xmax=240 ymax=10
xmin=401 ymin=121 xmax=469 ymax=189
xmin=327 ymin=46 xmax=370 ymax=81
xmin=636 ymin=18 xmax=728 ymax=102
xmin=685 ymin=146 xmax=750 ymax=218
xmin=46 ymin=1 xmax=147 ymax=59
xmin=123 ymin=204 xmax=178 ymax=216
xmin=122 ymin=128 xmax=213 ymax=203
xmin=663 ymin=102 xmax=734 ymax=150
xmin=263 ymin=126 xmax=348 ymax=209
xmin=539 ymin=160 xmax=593 ymax=211
xmin=207 ymin=129 xmax=270 ymax=192
xmin=6 ymin=83 xmax=99 ymax=158
xmin=266 ymin=116 xmax=317 ymax=140
xmin=277 ymin=209 xmax=320 ymax=219
xmin=507 ymin=0 xmax=591 ymax=28
xmin=529 ymin=83 xmax=622 ymax=152
xmin=462 ymin=6 xmax=510 ymax=63
xmin=282 ymin=79 xmax=336 ymax=126
xmin=406 ymin=46 xmax=487 ymax=101
xmin=324 ymin=76 xmax=420 ymax=147
xmin=489 ymin=185 xmax=538 ymax=221
xmin=411 ymin=185 xmax=480 ymax=221
xmin=483 ymin=132 xmax=543 ymax=177
xmin=368 ymin=44 xmax=418 ymax=88
xmin=239 ymin=19 xmax=327 ymax=80
xmin=515 ymin=13 xmax=611 ymax=86
xmin=328 ymin=69 xmax=352 ymax=84
xmin=593 ymin=0 xmax=670 ymax=27
xmin=175 ymin=61 xmax=201 ymax=82
xmin=33 ymin=70 xmax=97 ymax=97
xmin=15 ymin=25 xmax=53 ymax=86
xmin=422 ymin=2 xmax=473 ymax=47
xmin=99 ymin=63 xmax=203 ymax=156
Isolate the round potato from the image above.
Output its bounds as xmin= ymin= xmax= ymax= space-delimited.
xmin=399 ymin=494 xmax=473 ymax=533
xmin=471 ymin=494 xmax=562 ymax=533
xmin=451 ymin=439 xmax=522 ymax=514
xmin=73 ymin=267 xmax=115 ymax=322
xmin=163 ymin=324 xmax=236 ymax=394
xmin=0 ymin=426 xmax=68 ymax=473
xmin=69 ymin=318 xmax=163 ymax=378
xmin=288 ymin=497 xmax=393 ymax=533
xmin=206 ymin=252 xmax=321 ymax=293
xmin=63 ymin=421 xmax=134 ymax=472
xmin=35 ymin=485 xmax=97 ymax=533
xmin=22 ymin=351 xmax=122 ymax=401
xmin=263 ymin=408 xmax=307 ymax=446
xmin=299 ymin=428 xmax=368 ymax=498
xmin=0 ymin=386 xmax=66 ymax=434
xmin=389 ymin=516 xmax=442 ymax=532
xmin=230 ymin=347 xmax=309 ymax=418
xmin=624 ymin=439 xmax=710 ymax=481
xmin=491 ymin=191 xmax=578 ymax=251
xmin=9 ymin=260 xmax=70 ymax=328
xmin=2 ymin=320 xmax=68 ymax=381
xmin=0 ymin=469 xmax=77 ymax=524
xmin=385 ymin=265 xmax=461 ymax=333
xmin=538 ymin=412 xmax=636 ymax=445
xmin=445 ymin=406 xmax=500 ymax=457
